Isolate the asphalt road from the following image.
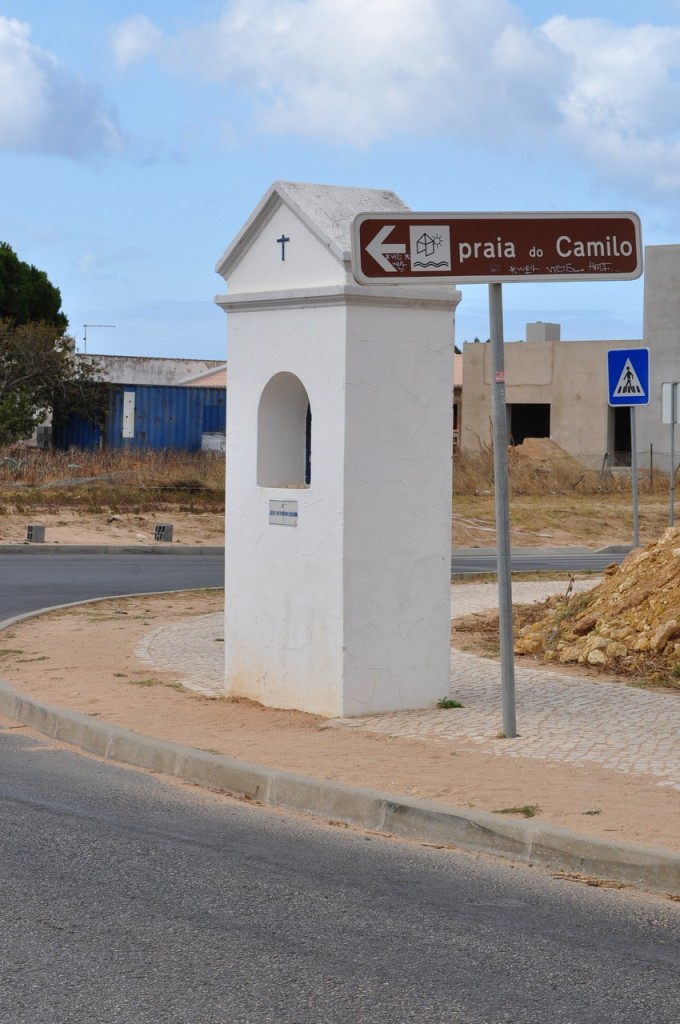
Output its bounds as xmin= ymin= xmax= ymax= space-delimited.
xmin=0 ymin=552 xmax=224 ymax=620
xmin=0 ymin=547 xmax=624 ymax=623
xmin=1 ymin=728 xmax=678 ymax=1024
xmin=451 ymin=546 xmax=629 ymax=576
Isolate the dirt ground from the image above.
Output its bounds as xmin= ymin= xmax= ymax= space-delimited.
xmin=1 ymin=587 xmax=679 ymax=855
xmin=0 ymin=488 xmax=671 ymax=550
xmin=452 ymin=494 xmax=673 ymax=550
xmin=0 ymin=509 xmax=224 ymax=547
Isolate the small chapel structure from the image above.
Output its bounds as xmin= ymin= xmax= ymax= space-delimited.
xmin=215 ymin=181 xmax=461 ymax=717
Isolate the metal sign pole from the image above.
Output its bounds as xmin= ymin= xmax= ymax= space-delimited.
xmin=631 ymin=407 xmax=639 ymax=547
xmin=352 ymin=215 xmax=644 ymax=741
xmin=489 ymin=283 xmax=517 ymax=739
xmin=661 ymin=381 xmax=676 ymax=527
xmin=671 ymin=411 xmax=676 ymax=528
xmin=609 ymin=350 xmax=648 ymax=547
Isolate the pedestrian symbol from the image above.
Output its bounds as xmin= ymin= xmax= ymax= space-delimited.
xmin=614 ymin=359 xmax=643 ymax=397
xmin=607 ymin=348 xmax=650 ymax=406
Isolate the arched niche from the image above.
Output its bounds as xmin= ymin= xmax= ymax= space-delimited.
xmin=257 ymin=372 xmax=311 ymax=487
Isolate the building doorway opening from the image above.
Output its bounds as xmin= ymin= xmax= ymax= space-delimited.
xmin=509 ymin=403 xmax=550 ymax=446
xmin=609 ymin=407 xmax=632 ymax=467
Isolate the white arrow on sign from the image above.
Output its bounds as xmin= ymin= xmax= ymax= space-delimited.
xmin=366 ymin=225 xmax=406 ymax=272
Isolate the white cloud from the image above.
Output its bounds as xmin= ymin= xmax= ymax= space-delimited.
xmin=110 ymin=1 xmax=680 ymax=195
xmin=0 ymin=17 xmax=124 ymax=159
xmin=114 ymin=0 xmax=562 ymax=145
xmin=110 ymin=14 xmax=163 ymax=70
xmin=543 ymin=16 xmax=680 ymax=194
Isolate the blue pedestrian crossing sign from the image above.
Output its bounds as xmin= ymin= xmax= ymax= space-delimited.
xmin=607 ymin=348 xmax=650 ymax=406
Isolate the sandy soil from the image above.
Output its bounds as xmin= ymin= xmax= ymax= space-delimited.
xmin=1 ymin=588 xmax=678 ymax=855
xmin=0 ymin=509 xmax=224 ymax=547
xmin=452 ymin=494 xmax=672 ymax=550
xmin=0 ymin=503 xmax=640 ymax=550
xmin=0 ymin=500 xmax=666 ymax=550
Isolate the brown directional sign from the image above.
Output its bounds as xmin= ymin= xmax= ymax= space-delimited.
xmin=351 ymin=211 xmax=642 ymax=284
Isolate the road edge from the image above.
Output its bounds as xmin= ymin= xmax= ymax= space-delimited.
xmin=0 ymin=544 xmax=223 ymax=555
xmin=0 ymin=679 xmax=678 ymax=895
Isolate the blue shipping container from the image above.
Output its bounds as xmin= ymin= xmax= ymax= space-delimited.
xmin=53 ymin=384 xmax=226 ymax=452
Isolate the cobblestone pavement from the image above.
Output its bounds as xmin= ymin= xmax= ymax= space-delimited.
xmin=136 ymin=580 xmax=680 ymax=792
xmin=136 ymin=613 xmax=226 ymax=694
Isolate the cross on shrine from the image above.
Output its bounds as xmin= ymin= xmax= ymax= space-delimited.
xmin=277 ymin=234 xmax=290 ymax=260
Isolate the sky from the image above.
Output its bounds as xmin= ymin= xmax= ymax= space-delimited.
xmin=3 ymin=0 xmax=680 ymax=359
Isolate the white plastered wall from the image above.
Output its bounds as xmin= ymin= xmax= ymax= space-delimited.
xmin=222 ymin=287 xmax=458 ymax=717
xmin=227 ymin=204 xmax=345 ymax=293
xmin=224 ymin=300 xmax=347 ymax=716
xmin=341 ymin=296 xmax=455 ymax=716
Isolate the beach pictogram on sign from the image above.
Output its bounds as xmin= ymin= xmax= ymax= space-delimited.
xmin=409 ymin=226 xmax=452 ymax=272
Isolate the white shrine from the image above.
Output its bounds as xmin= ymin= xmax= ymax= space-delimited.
xmin=215 ymin=181 xmax=461 ymax=717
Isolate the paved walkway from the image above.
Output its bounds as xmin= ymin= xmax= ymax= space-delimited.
xmin=136 ymin=580 xmax=680 ymax=793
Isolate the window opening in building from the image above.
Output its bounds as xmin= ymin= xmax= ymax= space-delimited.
xmin=508 ymin=403 xmax=550 ymax=446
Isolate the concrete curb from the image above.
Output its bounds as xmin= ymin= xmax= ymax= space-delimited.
xmin=1 ymin=545 xmax=625 ymax=558
xmin=0 ymin=544 xmax=224 ymax=556
xmin=0 ymin=589 xmax=222 ymax=635
xmin=0 ymin=679 xmax=678 ymax=895
xmin=451 ymin=545 xmax=633 ymax=556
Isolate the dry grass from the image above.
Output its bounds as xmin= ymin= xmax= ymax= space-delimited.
xmin=452 ymin=444 xmax=675 ymax=547
xmin=453 ymin=443 xmax=670 ymax=498
xmin=0 ymin=447 xmax=225 ymax=515
xmin=0 ymin=443 xmax=672 ymax=541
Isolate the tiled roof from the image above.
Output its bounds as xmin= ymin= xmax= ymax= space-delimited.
xmin=181 ymin=364 xmax=227 ymax=388
xmin=454 ymin=353 xmax=463 ymax=388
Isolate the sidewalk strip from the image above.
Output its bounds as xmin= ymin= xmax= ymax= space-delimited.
xmin=0 ymin=680 xmax=678 ymax=896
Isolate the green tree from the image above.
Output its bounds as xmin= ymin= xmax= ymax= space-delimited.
xmin=0 ymin=320 xmax=106 ymax=446
xmin=0 ymin=245 xmax=105 ymax=445
xmin=0 ymin=243 xmax=68 ymax=331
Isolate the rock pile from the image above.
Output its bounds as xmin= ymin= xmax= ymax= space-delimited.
xmin=514 ymin=527 xmax=680 ymax=686
xmin=508 ymin=437 xmax=576 ymax=465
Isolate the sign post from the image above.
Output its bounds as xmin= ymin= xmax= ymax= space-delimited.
xmin=352 ymin=210 xmax=643 ymax=738
xmin=661 ymin=382 xmax=679 ymax=526
xmin=608 ymin=348 xmax=650 ymax=547
xmin=489 ymin=283 xmax=516 ymax=738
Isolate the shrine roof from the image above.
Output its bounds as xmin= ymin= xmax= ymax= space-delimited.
xmin=216 ymin=179 xmax=408 ymax=279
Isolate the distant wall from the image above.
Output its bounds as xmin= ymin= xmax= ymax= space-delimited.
xmin=637 ymin=244 xmax=680 ymax=455
xmin=459 ymin=245 xmax=680 ymax=467
xmin=84 ymin=354 xmax=223 ymax=386
xmin=461 ymin=337 xmax=639 ymax=466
